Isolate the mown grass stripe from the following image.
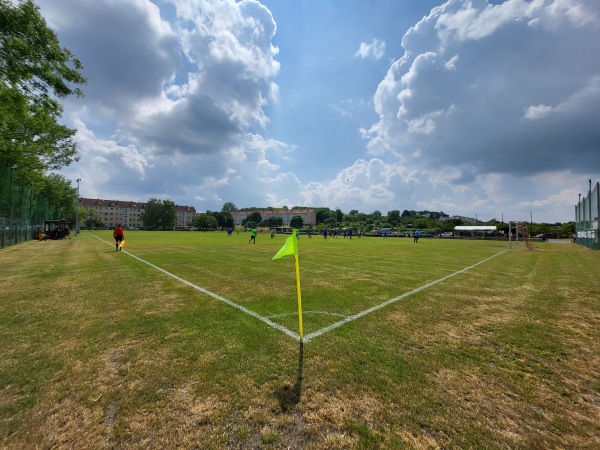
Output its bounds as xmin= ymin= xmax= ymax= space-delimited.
xmin=91 ymin=233 xmax=506 ymax=343
xmin=90 ymin=233 xmax=301 ymax=340
xmin=303 ymin=250 xmax=508 ymax=342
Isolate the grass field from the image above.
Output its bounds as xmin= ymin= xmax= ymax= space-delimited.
xmin=1 ymin=231 xmax=599 ymax=449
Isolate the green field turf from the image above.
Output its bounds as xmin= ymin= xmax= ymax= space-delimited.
xmin=89 ymin=230 xmax=509 ymax=340
xmin=1 ymin=231 xmax=599 ymax=449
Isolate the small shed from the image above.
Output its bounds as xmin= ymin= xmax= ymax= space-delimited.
xmin=40 ymin=219 xmax=70 ymax=240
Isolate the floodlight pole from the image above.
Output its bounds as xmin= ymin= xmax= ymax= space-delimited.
xmin=75 ymin=178 xmax=81 ymax=236
xmin=589 ymin=179 xmax=592 ymax=245
xmin=577 ymin=193 xmax=581 ymax=243
xmin=335 ymin=206 xmax=338 ymax=230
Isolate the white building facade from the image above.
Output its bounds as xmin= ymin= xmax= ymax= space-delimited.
xmin=231 ymin=208 xmax=316 ymax=226
xmin=80 ymin=198 xmax=196 ymax=229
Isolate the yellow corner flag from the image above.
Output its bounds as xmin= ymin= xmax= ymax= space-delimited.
xmin=272 ymin=233 xmax=297 ymax=260
xmin=272 ymin=230 xmax=303 ymax=339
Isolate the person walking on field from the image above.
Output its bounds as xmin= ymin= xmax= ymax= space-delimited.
xmin=113 ymin=224 xmax=125 ymax=251
xmin=414 ymin=229 xmax=421 ymax=243
xmin=249 ymin=227 xmax=257 ymax=244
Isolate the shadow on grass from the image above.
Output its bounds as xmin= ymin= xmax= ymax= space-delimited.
xmin=274 ymin=341 xmax=304 ymax=412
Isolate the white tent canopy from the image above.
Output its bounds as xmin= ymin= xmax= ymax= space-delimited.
xmin=454 ymin=226 xmax=497 ymax=231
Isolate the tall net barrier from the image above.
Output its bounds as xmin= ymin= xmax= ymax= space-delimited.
xmin=0 ymin=163 xmax=58 ymax=249
xmin=575 ymin=180 xmax=599 ymax=250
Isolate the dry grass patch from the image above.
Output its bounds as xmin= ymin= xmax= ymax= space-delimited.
xmin=431 ymin=366 xmax=600 ymax=448
xmin=430 ymin=368 xmax=528 ymax=446
xmin=3 ymin=234 xmax=600 ymax=449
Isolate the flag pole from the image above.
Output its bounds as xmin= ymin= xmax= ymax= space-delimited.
xmin=294 ymin=251 xmax=304 ymax=340
xmin=272 ymin=229 xmax=303 ymax=340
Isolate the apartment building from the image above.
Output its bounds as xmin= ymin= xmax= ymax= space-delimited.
xmin=176 ymin=205 xmax=196 ymax=228
xmin=231 ymin=208 xmax=316 ymax=226
xmin=79 ymin=198 xmax=196 ymax=229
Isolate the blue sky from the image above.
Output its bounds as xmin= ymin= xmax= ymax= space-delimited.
xmin=36 ymin=0 xmax=600 ymax=222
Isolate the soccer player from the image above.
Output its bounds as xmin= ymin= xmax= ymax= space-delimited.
xmin=113 ymin=224 xmax=125 ymax=251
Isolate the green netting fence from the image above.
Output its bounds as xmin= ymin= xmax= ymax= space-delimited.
xmin=575 ymin=180 xmax=599 ymax=250
xmin=0 ymin=162 xmax=59 ymax=249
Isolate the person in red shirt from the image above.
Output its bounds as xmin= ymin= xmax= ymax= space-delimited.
xmin=113 ymin=224 xmax=125 ymax=251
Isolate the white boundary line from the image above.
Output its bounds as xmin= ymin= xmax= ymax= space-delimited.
xmin=90 ymin=233 xmax=506 ymax=343
xmin=267 ymin=311 xmax=347 ymax=320
xmin=90 ymin=234 xmax=300 ymax=340
xmin=302 ymin=250 xmax=507 ymax=342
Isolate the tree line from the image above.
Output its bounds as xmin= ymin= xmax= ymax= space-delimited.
xmin=189 ymin=203 xmax=575 ymax=238
xmin=1 ymin=0 xmax=85 ymax=223
xmin=80 ymin=194 xmax=576 ymax=239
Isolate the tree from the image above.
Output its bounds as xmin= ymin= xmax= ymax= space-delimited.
xmin=83 ymin=208 xmax=101 ymax=229
xmin=40 ymin=173 xmax=76 ymax=220
xmin=209 ymin=211 xmax=222 ymax=228
xmin=0 ymin=0 xmax=86 ymax=182
xmin=355 ymin=212 xmax=368 ymax=223
xmin=209 ymin=210 xmax=233 ymax=229
xmin=559 ymin=222 xmax=575 ymax=238
xmin=242 ymin=211 xmax=262 ymax=227
xmin=193 ymin=213 xmax=218 ymax=230
xmin=262 ymin=216 xmax=283 ymax=227
xmin=221 ymin=202 xmax=237 ymax=213
xmin=413 ymin=218 xmax=432 ymax=229
xmin=160 ymin=200 xmax=177 ymax=230
xmin=387 ymin=210 xmax=400 ymax=225
xmin=0 ymin=1 xmax=85 ymax=102
xmin=140 ymin=198 xmax=176 ymax=230
xmin=141 ymin=198 xmax=162 ymax=230
xmin=446 ymin=218 xmax=464 ymax=228
xmin=1 ymin=89 xmax=78 ymax=185
xmin=290 ymin=215 xmax=304 ymax=229
xmin=324 ymin=217 xmax=336 ymax=227
xmin=315 ymin=207 xmax=333 ymax=224
xmin=221 ymin=212 xmax=234 ymax=228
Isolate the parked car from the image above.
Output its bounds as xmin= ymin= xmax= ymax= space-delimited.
xmin=440 ymin=232 xmax=453 ymax=237
xmin=534 ymin=233 xmax=556 ymax=240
